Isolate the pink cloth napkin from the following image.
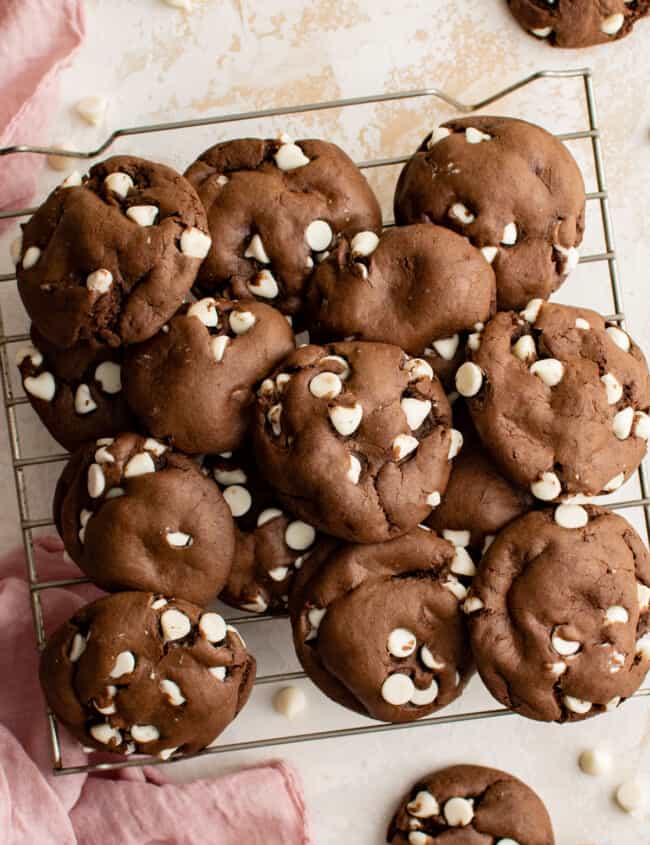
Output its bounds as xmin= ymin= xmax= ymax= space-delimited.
xmin=0 ymin=536 xmax=310 ymax=845
xmin=0 ymin=0 xmax=85 ymax=229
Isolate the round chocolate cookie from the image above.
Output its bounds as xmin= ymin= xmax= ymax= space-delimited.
xmin=202 ymin=448 xmax=329 ymax=615
xmin=394 ymin=117 xmax=585 ymax=311
xmin=16 ymin=326 xmax=134 ymax=451
xmin=124 ymin=297 xmax=294 ymax=454
xmin=427 ymin=411 xmax=534 ymax=560
xmin=508 ymin=0 xmax=649 ymax=48
xmin=253 ymin=341 xmax=460 ymax=543
xmin=388 ymin=763 xmax=554 ymax=844
xmin=465 ymin=506 xmax=650 ymax=722
xmin=40 ymin=592 xmax=255 ymax=758
xmin=306 ymin=224 xmax=495 ymax=355
xmin=184 ymin=136 xmax=382 ymax=318
xmin=54 ymin=433 xmax=235 ymax=605
xmin=457 ymin=301 xmax=650 ymax=501
xmin=15 ymin=156 xmax=210 ymax=349
xmin=290 ymin=527 xmax=474 ymax=722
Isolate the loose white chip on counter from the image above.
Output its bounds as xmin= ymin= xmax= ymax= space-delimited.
xmin=529 ymin=358 xmax=564 ymax=387
xmin=229 ymin=310 xmax=256 ymax=334
xmin=199 ymin=612 xmax=226 ymax=643
xmin=223 ymin=485 xmax=252 ymax=517
xmin=444 ymin=796 xmax=474 ymax=826
xmin=329 ymin=402 xmax=363 ymax=436
xmin=180 ymin=227 xmax=211 ymax=259
xmin=530 ymin=471 xmax=561 ymax=501
xmin=579 ymin=748 xmax=613 ymax=777
xmin=305 ymin=220 xmax=333 ymax=252
xmin=285 ymin=520 xmax=316 ymax=550
xmin=86 ymin=268 xmax=113 ymax=294
xmin=126 ymin=205 xmax=158 ymax=227
xmin=432 ymin=334 xmax=459 ymax=361
xmin=24 ymin=372 xmax=56 ymax=401
xmin=381 ymin=673 xmax=415 ymax=706
xmin=554 ymin=504 xmax=588 ymax=529
xmin=75 ymin=95 xmax=108 ymax=126
xmin=455 ymin=362 xmax=483 ymax=397
xmin=160 ymin=608 xmax=191 ymax=641
xmin=104 ymin=172 xmax=133 ymax=198
xmin=110 ymin=651 xmax=135 ymax=678
xmin=124 ymin=452 xmax=156 ymax=477
xmin=615 ymin=779 xmax=646 ymax=814
xmin=387 ymin=628 xmax=417 ymax=658
xmin=273 ymin=686 xmax=307 ymax=719
xmin=275 ymin=142 xmax=310 ymax=171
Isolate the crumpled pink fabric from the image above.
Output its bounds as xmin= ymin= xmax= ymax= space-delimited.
xmin=0 ymin=537 xmax=310 ymax=845
xmin=0 ymin=0 xmax=85 ymax=230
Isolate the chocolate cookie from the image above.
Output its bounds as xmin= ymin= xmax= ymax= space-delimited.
xmin=388 ymin=763 xmax=554 ymax=844
xmin=124 ymin=297 xmax=294 ymax=454
xmin=465 ymin=506 xmax=650 ymax=722
xmin=184 ymin=136 xmax=382 ymax=318
xmin=394 ymin=117 xmax=585 ymax=311
xmin=16 ymin=326 xmax=135 ymax=451
xmin=253 ymin=341 xmax=460 ymax=543
xmin=457 ymin=301 xmax=650 ymax=501
xmin=16 ymin=156 xmax=210 ymax=349
xmin=426 ymin=410 xmax=534 ymax=558
xmin=306 ymin=224 xmax=495 ymax=355
xmin=290 ymin=527 xmax=473 ymax=722
xmin=54 ymin=433 xmax=235 ymax=605
xmin=40 ymin=592 xmax=255 ymax=758
xmin=202 ymin=448 xmax=327 ymax=615
xmin=508 ymin=0 xmax=650 ymax=48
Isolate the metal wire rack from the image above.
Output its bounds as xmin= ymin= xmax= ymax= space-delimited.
xmin=1 ymin=67 xmax=649 ymax=777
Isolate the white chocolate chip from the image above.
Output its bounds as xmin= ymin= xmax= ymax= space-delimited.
xmin=158 ymin=747 xmax=178 ymax=760
xmin=481 ymin=246 xmax=498 ymax=264
xmin=420 ymin=645 xmax=445 ymax=670
xmin=381 ymin=673 xmax=415 ymax=706
xmin=161 ymin=608 xmax=191 ymax=641
xmin=273 ymin=686 xmax=307 ymax=718
xmin=87 ymin=463 xmax=106 ymax=498
xmin=249 ymin=269 xmax=279 ymax=299
xmin=564 ymin=696 xmax=592 ymax=714
xmin=393 ymin=434 xmax=419 ymax=460
xmin=404 ymin=358 xmax=433 ymax=381
xmin=637 ymin=582 xmax=650 ymax=610
xmin=90 ymin=724 xmax=121 ymax=746
xmin=552 ymin=630 xmax=581 ymax=656
xmin=244 ymin=233 xmax=270 ymax=264
xmin=501 ymin=222 xmax=517 ymax=246
xmin=465 ymin=127 xmax=491 ymax=144
xmin=242 ymin=594 xmax=269 ymax=613
xmin=160 ymin=679 xmax=185 ymax=706
xmin=95 ymin=361 xmax=122 ymax=394
xmin=553 ymin=243 xmax=580 ymax=273
xmin=443 ymin=575 xmax=468 ymax=601
xmin=199 ymin=612 xmax=227 ymax=643
xmin=257 ymin=507 xmax=283 ymax=527
xmin=144 ymin=437 xmax=167 ymax=456
xmin=351 ymin=231 xmax=379 ymax=257
xmin=76 ymin=95 xmax=108 ymax=126
xmin=110 ymin=651 xmax=135 ymax=678
xmin=432 ymin=334 xmax=459 ymax=361
xmin=86 ymin=268 xmax=113 ymax=294
xmin=634 ymin=411 xmax=650 ymax=441
xmin=530 ymin=358 xmax=564 ymax=387
xmin=22 ymin=246 xmax=41 ymax=270
xmin=604 ymin=605 xmax=629 ymax=624
xmin=310 ymin=371 xmax=343 ymax=400
xmin=426 ymin=491 xmax=441 ymax=507
xmin=269 ymin=565 xmax=289 ymax=582
xmin=613 ymin=407 xmax=634 ymax=440
xmin=606 ymin=326 xmax=630 ymax=352
xmin=548 ymin=661 xmax=567 ymax=677
xmin=268 ymin=403 xmax=282 ymax=436
xmin=188 ymin=297 xmax=219 ymax=327
xmin=410 ymin=679 xmax=439 ymax=706
xmin=104 ymin=172 xmax=133 ymax=198
xmin=448 ymin=428 xmax=464 ymax=460
xmin=601 ymin=372 xmax=623 ymax=405
xmin=223 ymin=485 xmax=252 ymax=517
xmin=636 ymin=634 xmax=650 ymax=660
xmin=347 ymin=454 xmax=362 ymax=484
xmin=530 ymin=471 xmax=562 ymax=501
xmin=407 ymin=790 xmax=439 ymax=818
xmin=401 ymin=397 xmax=431 ymax=431
xmin=24 ymin=372 xmax=56 ymax=401
xmin=444 ymin=796 xmax=474 ymax=826
xmin=61 ymin=170 xmax=82 ymax=188
xmin=229 ymin=310 xmax=256 ymax=334
xmin=9 ymin=234 xmax=23 ymax=265
xmin=209 ymin=666 xmax=227 ymax=681
xmin=166 ymin=531 xmax=193 ymax=548
xmin=615 ymin=779 xmax=646 ymax=814
xmin=126 ymin=205 xmax=158 ymax=227
xmin=131 ymin=724 xmax=159 ymax=743
xmin=531 ymin=26 xmax=553 ymax=37
xmin=442 ymin=529 xmax=470 ymax=547
xmin=448 ymin=203 xmax=475 ymax=224
xmin=321 ymin=355 xmax=350 ymax=379
xmin=408 ymin=833 xmax=430 ymax=845
xmin=427 ymin=126 xmax=451 ymax=147
xmin=285 ymin=520 xmax=316 ymax=550
xmin=306 ymin=607 xmax=326 ymax=641
xmin=69 ymin=633 xmax=87 ymax=662
xmin=579 ymin=748 xmax=613 ymax=776
xmin=606 ymin=696 xmax=621 ymax=711
xmin=151 ymin=598 xmax=167 ymax=609
xmin=275 ymin=142 xmax=309 ymax=171
xmin=305 ymin=220 xmax=333 ymax=252
xmin=575 ymin=318 xmax=590 ymax=330
xmin=210 ymin=335 xmax=230 ymax=363
xmin=463 ymin=596 xmax=484 ymax=614
xmin=482 ymin=534 xmax=495 ymax=554
xmin=214 ymin=467 xmax=247 ymax=486
xmin=124 ymin=452 xmax=156 ymax=478
xmin=387 ymin=628 xmax=417 ymax=658
xmin=451 ymin=547 xmax=477 ymax=577
xmin=329 ymin=402 xmax=363 ymax=436
xmin=74 ymin=384 xmax=97 ymax=415
xmin=520 ymin=298 xmax=544 ymax=324
xmin=512 ymin=335 xmax=536 ymax=362
xmin=601 ymin=13 xmax=624 ymax=35
xmin=180 ymin=227 xmax=212 ymax=259
xmin=554 ymin=504 xmax=588 ymax=529
xmin=455 ymin=362 xmax=483 ymax=397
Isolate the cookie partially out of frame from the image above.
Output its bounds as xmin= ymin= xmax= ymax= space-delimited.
xmin=458 ymin=301 xmax=650 ymax=502
xmin=388 ymin=763 xmax=554 ymax=844
xmin=465 ymin=507 xmax=650 ymax=722
xmin=184 ymin=136 xmax=382 ymax=319
xmin=394 ymin=116 xmax=585 ymax=311
xmin=508 ymin=0 xmax=650 ymax=48
xmin=54 ymin=433 xmax=235 ymax=605
xmin=124 ymin=297 xmax=294 ymax=454
xmin=290 ymin=528 xmax=474 ymax=723
xmin=16 ymin=326 xmax=135 ymax=452
xmin=15 ymin=155 xmax=211 ymax=348
xmin=40 ymin=592 xmax=255 ymax=758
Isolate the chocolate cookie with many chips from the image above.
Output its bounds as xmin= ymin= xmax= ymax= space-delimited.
xmin=457 ymin=301 xmax=650 ymax=502
xmin=388 ymin=764 xmax=554 ymax=844
xmin=253 ymin=341 xmax=460 ymax=543
xmin=508 ymin=0 xmax=650 ymax=48
xmin=306 ymin=224 xmax=495 ymax=355
xmin=184 ymin=136 xmax=382 ymax=318
xmin=40 ymin=592 xmax=255 ymax=758
xmin=394 ymin=117 xmax=585 ymax=310
xmin=16 ymin=326 xmax=135 ymax=451
xmin=124 ymin=297 xmax=294 ymax=454
xmin=290 ymin=528 xmax=474 ymax=722
xmin=15 ymin=156 xmax=211 ymax=348
xmin=54 ymin=433 xmax=235 ymax=605
xmin=465 ymin=506 xmax=650 ymax=722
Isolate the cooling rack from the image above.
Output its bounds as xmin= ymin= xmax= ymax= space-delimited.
xmin=0 ymin=67 xmax=649 ymax=777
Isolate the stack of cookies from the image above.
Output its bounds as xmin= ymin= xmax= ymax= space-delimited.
xmin=11 ymin=118 xmax=650 ymax=762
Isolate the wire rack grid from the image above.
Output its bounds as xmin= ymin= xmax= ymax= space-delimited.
xmin=0 ymin=67 xmax=649 ymax=777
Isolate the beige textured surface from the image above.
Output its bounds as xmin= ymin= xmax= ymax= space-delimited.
xmin=1 ymin=1 xmax=649 ymax=842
